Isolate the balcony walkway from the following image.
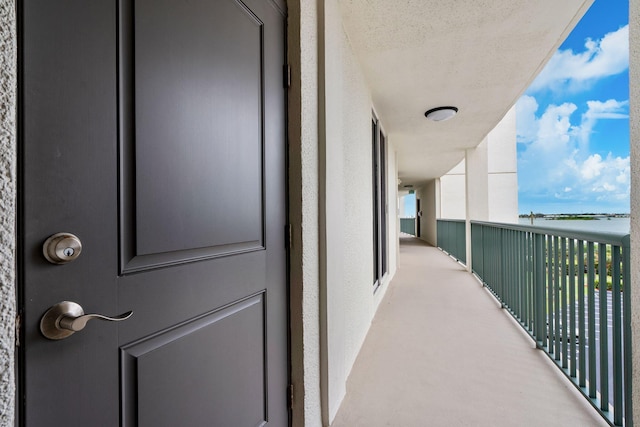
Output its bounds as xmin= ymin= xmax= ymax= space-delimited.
xmin=331 ymin=236 xmax=608 ymax=427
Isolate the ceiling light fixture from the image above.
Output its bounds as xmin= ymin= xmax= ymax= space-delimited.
xmin=424 ymin=106 xmax=458 ymax=122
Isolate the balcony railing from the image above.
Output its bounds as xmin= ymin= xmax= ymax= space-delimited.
xmin=400 ymin=217 xmax=416 ymax=235
xmin=436 ymin=219 xmax=466 ymax=263
xmin=437 ymin=219 xmax=632 ymax=427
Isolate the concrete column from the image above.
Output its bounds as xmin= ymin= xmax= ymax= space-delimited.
xmin=435 ymin=177 xmax=442 ymax=219
xmin=465 ymin=138 xmax=489 ymax=272
xmin=418 ymin=180 xmax=438 ymax=246
xmin=439 ymin=160 xmax=466 ymax=219
xmin=629 ymin=0 xmax=639 ymax=423
xmin=487 ymin=106 xmax=518 ymax=223
xmin=398 ymin=194 xmax=407 ymax=218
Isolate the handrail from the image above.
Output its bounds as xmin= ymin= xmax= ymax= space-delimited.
xmin=464 ymin=221 xmax=632 ymax=427
xmin=471 ymin=220 xmax=629 ymax=246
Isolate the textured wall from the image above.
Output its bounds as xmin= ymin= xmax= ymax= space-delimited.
xmin=0 ymin=0 xmax=15 ymax=425
xmin=321 ymin=0 xmax=381 ymax=421
xmin=487 ymin=107 xmax=518 ymax=223
xmin=630 ymin=0 xmax=639 ymax=423
xmin=287 ymin=0 xmax=322 ymax=425
xmin=437 ymin=109 xmax=519 ymax=223
xmin=439 ymin=169 xmax=466 ymax=220
xmin=465 ymin=138 xmax=489 ymax=222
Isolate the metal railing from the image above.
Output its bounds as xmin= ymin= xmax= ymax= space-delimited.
xmin=436 ymin=219 xmax=466 ymax=263
xmin=400 ymin=218 xmax=416 ymax=235
xmin=469 ymin=221 xmax=632 ymax=427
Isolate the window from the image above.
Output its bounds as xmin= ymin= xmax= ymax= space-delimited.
xmin=372 ymin=116 xmax=388 ymax=288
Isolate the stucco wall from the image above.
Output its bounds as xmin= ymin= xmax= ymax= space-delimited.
xmin=630 ymin=0 xmax=639 ymax=423
xmin=438 ymin=109 xmax=518 ymax=223
xmin=0 ymin=0 xmax=15 ymax=425
xmin=465 ymin=138 xmax=490 ymax=222
xmin=320 ymin=0 xmax=396 ymax=421
xmin=288 ymin=0 xmax=322 ymax=425
xmin=488 ymin=173 xmax=518 ymax=222
xmin=487 ymin=106 xmax=518 ymax=223
xmin=439 ymin=163 xmax=466 ymax=220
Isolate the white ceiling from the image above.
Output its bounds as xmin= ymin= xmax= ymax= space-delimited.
xmin=337 ymin=0 xmax=594 ymax=187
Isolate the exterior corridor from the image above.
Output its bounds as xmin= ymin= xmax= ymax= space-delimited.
xmin=331 ymin=236 xmax=609 ymax=427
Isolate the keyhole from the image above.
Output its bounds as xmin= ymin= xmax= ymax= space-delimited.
xmin=63 ymin=247 xmax=75 ymax=257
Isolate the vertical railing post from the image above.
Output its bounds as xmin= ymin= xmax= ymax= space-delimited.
xmin=569 ymin=239 xmax=576 ymax=378
xmin=553 ymin=236 xmax=558 ymax=359
xmin=561 ymin=237 xmax=568 ymax=369
xmin=528 ymin=231 xmax=534 ymax=332
xmin=587 ymin=242 xmax=596 ymax=399
xmin=548 ymin=236 xmax=554 ymax=352
xmin=598 ymin=242 xmax=609 ymax=410
xmin=578 ymin=240 xmax=586 ymax=388
xmin=535 ymin=232 xmax=546 ymax=347
xmin=611 ymin=245 xmax=623 ymax=425
xmin=622 ymin=235 xmax=633 ymax=427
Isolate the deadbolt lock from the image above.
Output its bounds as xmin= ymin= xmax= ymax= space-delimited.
xmin=43 ymin=232 xmax=82 ymax=264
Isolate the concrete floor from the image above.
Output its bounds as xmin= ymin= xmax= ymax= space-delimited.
xmin=331 ymin=236 xmax=609 ymax=427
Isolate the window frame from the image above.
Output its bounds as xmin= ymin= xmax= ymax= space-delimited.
xmin=372 ymin=114 xmax=388 ymax=290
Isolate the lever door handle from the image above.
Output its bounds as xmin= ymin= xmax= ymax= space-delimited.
xmin=40 ymin=301 xmax=133 ymax=340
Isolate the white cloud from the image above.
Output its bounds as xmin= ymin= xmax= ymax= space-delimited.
xmin=528 ymin=25 xmax=628 ymax=93
xmin=580 ymin=154 xmax=605 ymax=179
xmin=579 ymin=99 xmax=628 ymax=145
xmin=517 ymin=96 xmax=629 ymax=207
xmin=536 ymin=103 xmax=577 ymax=148
xmin=583 ymin=99 xmax=629 ymax=119
xmin=516 ymin=95 xmax=539 ymax=142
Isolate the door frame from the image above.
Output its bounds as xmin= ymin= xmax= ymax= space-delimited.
xmin=416 ymin=198 xmax=421 ymax=238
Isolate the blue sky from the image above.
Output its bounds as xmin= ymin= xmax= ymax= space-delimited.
xmin=517 ymin=0 xmax=629 ymax=214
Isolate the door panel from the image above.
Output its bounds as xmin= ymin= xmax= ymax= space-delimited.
xmin=20 ymin=1 xmax=287 ymax=426
xmin=131 ymin=0 xmax=264 ymax=257
xmin=121 ymin=294 xmax=267 ymax=427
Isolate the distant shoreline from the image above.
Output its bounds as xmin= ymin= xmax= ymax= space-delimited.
xmin=549 ymin=216 xmax=597 ymax=220
xmin=518 ymin=213 xmax=630 ymax=221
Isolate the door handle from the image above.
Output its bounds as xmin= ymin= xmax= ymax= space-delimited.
xmin=40 ymin=301 xmax=133 ymax=340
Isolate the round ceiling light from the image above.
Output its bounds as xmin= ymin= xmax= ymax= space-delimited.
xmin=424 ymin=106 xmax=458 ymax=122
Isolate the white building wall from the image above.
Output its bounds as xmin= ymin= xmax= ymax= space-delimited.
xmin=487 ymin=106 xmax=518 ymax=223
xmin=465 ymin=138 xmax=490 ymax=222
xmin=320 ymin=0 xmax=396 ymax=422
xmin=439 ymin=160 xmax=466 ymax=220
xmin=438 ymin=107 xmax=518 ymax=223
xmin=398 ymin=191 xmax=408 ymax=218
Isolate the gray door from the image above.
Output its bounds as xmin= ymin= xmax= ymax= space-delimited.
xmin=19 ymin=0 xmax=288 ymax=426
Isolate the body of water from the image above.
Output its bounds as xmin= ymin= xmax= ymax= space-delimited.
xmin=517 ymin=217 xmax=629 ymax=234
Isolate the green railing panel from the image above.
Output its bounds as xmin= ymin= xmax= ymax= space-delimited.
xmin=468 ymin=221 xmax=632 ymax=427
xmin=436 ymin=219 xmax=465 ymax=263
xmin=400 ymin=218 xmax=416 ymax=235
